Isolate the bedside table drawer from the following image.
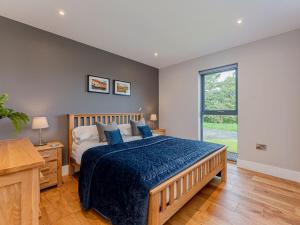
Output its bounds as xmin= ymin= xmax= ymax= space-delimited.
xmin=36 ymin=142 xmax=63 ymax=189
xmin=39 ymin=149 xmax=58 ymax=161
xmin=40 ymin=173 xmax=58 ymax=189
xmin=152 ymin=129 xmax=166 ymax=135
xmin=40 ymin=160 xmax=57 ymax=176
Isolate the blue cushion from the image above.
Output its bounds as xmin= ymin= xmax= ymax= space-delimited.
xmin=104 ymin=129 xmax=124 ymax=145
xmin=137 ymin=125 xmax=153 ymax=138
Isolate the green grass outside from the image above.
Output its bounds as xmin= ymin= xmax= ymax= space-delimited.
xmin=203 ymin=122 xmax=238 ymax=153
xmin=208 ymin=138 xmax=238 ymax=153
xmin=203 ymin=122 xmax=237 ymax=132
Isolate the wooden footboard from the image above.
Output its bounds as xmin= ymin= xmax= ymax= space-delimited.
xmin=148 ymin=147 xmax=227 ymax=225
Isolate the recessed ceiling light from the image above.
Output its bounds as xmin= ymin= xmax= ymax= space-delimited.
xmin=237 ymin=19 xmax=243 ymax=24
xmin=59 ymin=10 xmax=65 ymax=16
xmin=154 ymin=52 xmax=158 ymax=57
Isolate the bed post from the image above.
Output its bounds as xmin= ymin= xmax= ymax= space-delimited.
xmin=221 ymin=149 xmax=227 ymax=182
xmin=148 ymin=192 xmax=160 ymax=225
xmin=68 ymin=114 xmax=74 ymax=175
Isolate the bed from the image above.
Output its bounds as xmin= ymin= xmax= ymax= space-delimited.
xmin=68 ymin=113 xmax=227 ymax=225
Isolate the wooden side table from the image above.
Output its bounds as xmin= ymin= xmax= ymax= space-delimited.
xmin=152 ymin=128 xmax=166 ymax=135
xmin=35 ymin=141 xmax=63 ymax=190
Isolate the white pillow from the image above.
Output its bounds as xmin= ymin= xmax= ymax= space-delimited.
xmin=118 ymin=124 xmax=132 ymax=136
xmin=72 ymin=125 xmax=98 ymax=144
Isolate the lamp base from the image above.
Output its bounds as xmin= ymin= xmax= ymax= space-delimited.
xmin=35 ymin=129 xmax=47 ymax=147
xmin=34 ymin=143 xmax=47 ymax=146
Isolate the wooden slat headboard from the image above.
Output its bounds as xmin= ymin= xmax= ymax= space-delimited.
xmin=68 ymin=113 xmax=143 ymax=164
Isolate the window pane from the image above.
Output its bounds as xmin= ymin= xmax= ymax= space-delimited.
xmin=203 ymin=115 xmax=237 ymax=153
xmin=204 ymin=70 xmax=236 ymax=111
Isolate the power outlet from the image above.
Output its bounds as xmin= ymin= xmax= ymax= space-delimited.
xmin=256 ymin=144 xmax=267 ymax=151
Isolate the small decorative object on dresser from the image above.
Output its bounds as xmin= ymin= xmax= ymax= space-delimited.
xmin=152 ymin=128 xmax=166 ymax=135
xmin=35 ymin=141 xmax=63 ymax=189
xmin=32 ymin=116 xmax=49 ymax=146
xmin=87 ymin=75 xmax=110 ymax=94
xmin=113 ymin=80 xmax=131 ymax=96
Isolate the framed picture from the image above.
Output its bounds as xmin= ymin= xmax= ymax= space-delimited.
xmin=87 ymin=75 xmax=110 ymax=94
xmin=113 ymin=80 xmax=131 ymax=96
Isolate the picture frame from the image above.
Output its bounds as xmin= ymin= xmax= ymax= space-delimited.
xmin=113 ymin=80 xmax=131 ymax=96
xmin=87 ymin=75 xmax=110 ymax=94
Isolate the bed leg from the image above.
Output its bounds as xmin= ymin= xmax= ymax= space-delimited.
xmin=221 ymin=150 xmax=227 ymax=182
xmin=69 ymin=163 xmax=74 ymax=176
xmin=148 ymin=192 xmax=160 ymax=225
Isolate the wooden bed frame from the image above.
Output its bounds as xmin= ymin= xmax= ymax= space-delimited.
xmin=68 ymin=113 xmax=227 ymax=225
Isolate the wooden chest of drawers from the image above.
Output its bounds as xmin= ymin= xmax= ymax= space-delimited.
xmin=35 ymin=142 xmax=63 ymax=189
xmin=0 ymin=138 xmax=44 ymax=225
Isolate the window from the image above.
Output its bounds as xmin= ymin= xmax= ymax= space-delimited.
xmin=199 ymin=64 xmax=238 ymax=159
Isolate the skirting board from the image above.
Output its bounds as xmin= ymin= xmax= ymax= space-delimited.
xmin=62 ymin=165 xmax=69 ymax=176
xmin=237 ymin=159 xmax=300 ymax=183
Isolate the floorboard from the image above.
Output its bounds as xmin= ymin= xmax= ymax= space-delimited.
xmin=40 ymin=163 xmax=300 ymax=225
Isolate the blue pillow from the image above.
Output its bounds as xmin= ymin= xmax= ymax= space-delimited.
xmin=104 ymin=129 xmax=124 ymax=145
xmin=137 ymin=125 xmax=153 ymax=138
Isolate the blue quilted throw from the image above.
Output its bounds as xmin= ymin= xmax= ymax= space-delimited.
xmin=79 ymin=136 xmax=224 ymax=225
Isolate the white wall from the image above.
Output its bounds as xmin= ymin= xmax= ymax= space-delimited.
xmin=159 ymin=29 xmax=300 ymax=174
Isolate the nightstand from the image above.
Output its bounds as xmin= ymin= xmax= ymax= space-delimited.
xmin=152 ymin=128 xmax=166 ymax=135
xmin=35 ymin=141 xmax=63 ymax=190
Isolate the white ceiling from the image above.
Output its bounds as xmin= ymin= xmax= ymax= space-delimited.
xmin=1 ymin=0 xmax=300 ymax=68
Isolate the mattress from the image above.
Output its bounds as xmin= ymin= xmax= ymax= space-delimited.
xmin=72 ymin=135 xmax=159 ymax=164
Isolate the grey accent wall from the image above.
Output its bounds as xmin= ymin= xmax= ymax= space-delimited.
xmin=0 ymin=16 xmax=159 ymax=165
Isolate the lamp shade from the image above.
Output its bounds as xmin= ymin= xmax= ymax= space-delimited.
xmin=32 ymin=117 xmax=49 ymax=129
xmin=150 ymin=114 xmax=157 ymax=121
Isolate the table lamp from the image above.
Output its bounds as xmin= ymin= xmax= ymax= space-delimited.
xmin=32 ymin=117 xmax=49 ymax=146
xmin=150 ymin=114 xmax=157 ymax=129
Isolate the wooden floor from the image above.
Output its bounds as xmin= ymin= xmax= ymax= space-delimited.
xmin=40 ymin=163 xmax=300 ymax=225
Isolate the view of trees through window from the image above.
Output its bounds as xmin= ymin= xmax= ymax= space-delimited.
xmin=204 ymin=71 xmax=237 ymax=111
xmin=202 ymin=69 xmax=238 ymax=154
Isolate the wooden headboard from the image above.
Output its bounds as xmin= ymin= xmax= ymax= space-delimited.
xmin=68 ymin=113 xmax=143 ymax=164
